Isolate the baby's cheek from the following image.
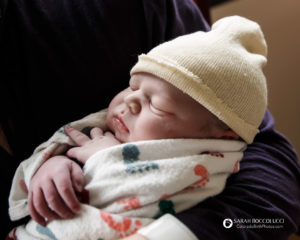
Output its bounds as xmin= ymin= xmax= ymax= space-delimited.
xmin=161 ymin=126 xmax=181 ymax=139
xmin=132 ymin=115 xmax=178 ymax=141
xmin=130 ymin=123 xmax=157 ymax=141
xmin=148 ymin=121 xmax=176 ymax=139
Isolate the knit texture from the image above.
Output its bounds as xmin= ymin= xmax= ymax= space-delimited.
xmin=130 ymin=16 xmax=268 ymax=143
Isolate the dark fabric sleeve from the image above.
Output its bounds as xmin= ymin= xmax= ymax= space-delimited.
xmin=2 ymin=0 xmax=299 ymax=239
xmin=0 ymin=0 xmax=209 ymax=160
xmin=0 ymin=0 xmax=209 ymax=238
xmin=177 ymin=110 xmax=300 ymax=239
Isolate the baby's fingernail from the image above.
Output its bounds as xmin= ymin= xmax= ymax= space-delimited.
xmin=64 ymin=125 xmax=72 ymax=131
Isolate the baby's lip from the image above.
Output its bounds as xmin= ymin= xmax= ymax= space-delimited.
xmin=113 ymin=115 xmax=129 ymax=133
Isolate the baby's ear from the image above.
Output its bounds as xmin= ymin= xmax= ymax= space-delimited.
xmin=215 ymin=130 xmax=239 ymax=140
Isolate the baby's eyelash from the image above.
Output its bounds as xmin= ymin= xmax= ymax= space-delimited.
xmin=149 ymin=101 xmax=164 ymax=114
xmin=149 ymin=100 xmax=174 ymax=116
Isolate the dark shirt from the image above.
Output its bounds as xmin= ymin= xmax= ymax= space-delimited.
xmin=177 ymin=110 xmax=300 ymax=239
xmin=1 ymin=0 xmax=299 ymax=239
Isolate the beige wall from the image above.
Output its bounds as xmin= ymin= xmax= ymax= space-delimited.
xmin=211 ymin=0 xmax=300 ymax=157
xmin=211 ymin=2 xmax=300 ymax=239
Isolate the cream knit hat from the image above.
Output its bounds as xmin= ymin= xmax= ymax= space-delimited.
xmin=130 ymin=16 xmax=268 ymax=144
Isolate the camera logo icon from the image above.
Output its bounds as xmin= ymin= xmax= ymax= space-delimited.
xmin=223 ymin=218 xmax=233 ymax=228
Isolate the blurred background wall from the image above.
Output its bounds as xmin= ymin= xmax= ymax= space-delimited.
xmin=211 ymin=0 xmax=300 ymax=158
xmin=210 ymin=1 xmax=300 ymax=239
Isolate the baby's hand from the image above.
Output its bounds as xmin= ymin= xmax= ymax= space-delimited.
xmin=29 ymin=155 xmax=84 ymax=226
xmin=65 ymin=126 xmax=121 ymax=164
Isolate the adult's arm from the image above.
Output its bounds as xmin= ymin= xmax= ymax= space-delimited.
xmin=0 ymin=0 xmax=209 ymax=161
xmin=177 ymin=110 xmax=300 ymax=239
xmin=0 ymin=0 xmax=209 ymax=238
xmin=2 ymin=0 xmax=299 ymax=239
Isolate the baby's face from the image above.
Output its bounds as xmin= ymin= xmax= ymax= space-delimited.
xmin=106 ymin=73 xmax=221 ymax=143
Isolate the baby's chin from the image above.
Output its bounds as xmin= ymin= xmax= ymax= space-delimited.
xmin=114 ymin=132 xmax=127 ymax=143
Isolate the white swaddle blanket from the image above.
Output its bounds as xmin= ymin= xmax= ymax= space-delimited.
xmin=8 ymin=110 xmax=246 ymax=240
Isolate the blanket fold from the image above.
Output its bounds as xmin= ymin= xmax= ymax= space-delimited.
xmin=8 ymin=109 xmax=246 ymax=240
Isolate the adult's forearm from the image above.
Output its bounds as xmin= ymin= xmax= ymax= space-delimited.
xmin=177 ymin=111 xmax=300 ymax=239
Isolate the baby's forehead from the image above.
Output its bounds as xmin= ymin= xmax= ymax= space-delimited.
xmin=129 ymin=73 xmax=156 ymax=85
xmin=130 ymin=73 xmax=173 ymax=88
xmin=133 ymin=73 xmax=203 ymax=103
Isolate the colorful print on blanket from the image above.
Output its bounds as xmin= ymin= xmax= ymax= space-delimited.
xmin=8 ymin=110 xmax=246 ymax=240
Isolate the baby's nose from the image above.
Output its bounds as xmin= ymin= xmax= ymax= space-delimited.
xmin=128 ymin=102 xmax=141 ymax=114
xmin=124 ymin=93 xmax=142 ymax=115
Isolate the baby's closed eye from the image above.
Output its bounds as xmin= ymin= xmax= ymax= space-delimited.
xmin=149 ymin=98 xmax=174 ymax=116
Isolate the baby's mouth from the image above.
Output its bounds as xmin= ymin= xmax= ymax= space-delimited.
xmin=112 ymin=115 xmax=129 ymax=134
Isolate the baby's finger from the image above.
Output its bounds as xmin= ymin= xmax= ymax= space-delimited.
xmin=66 ymin=147 xmax=80 ymax=159
xmin=90 ymin=127 xmax=103 ymax=139
xmin=71 ymin=161 xmax=85 ymax=193
xmin=104 ymin=131 xmax=114 ymax=137
xmin=64 ymin=125 xmax=90 ymax=146
xmin=28 ymin=191 xmax=47 ymax=226
xmin=53 ymin=172 xmax=81 ymax=214
xmin=34 ymin=186 xmax=60 ymax=220
xmin=104 ymin=131 xmax=121 ymax=143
